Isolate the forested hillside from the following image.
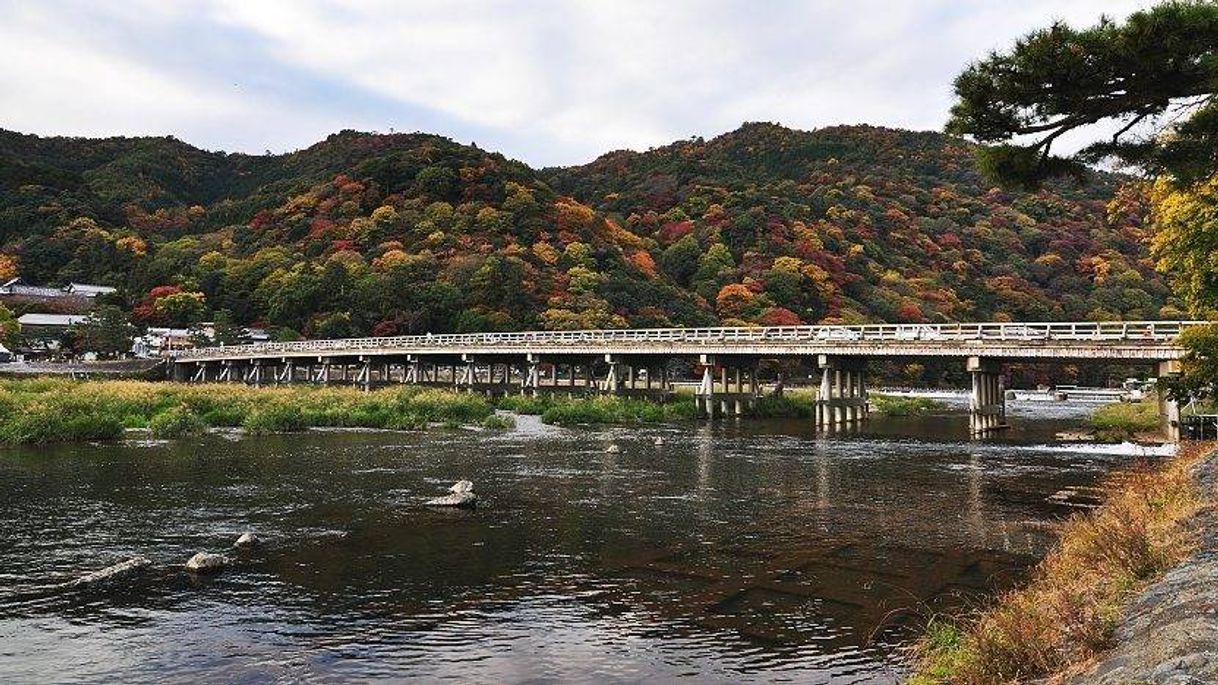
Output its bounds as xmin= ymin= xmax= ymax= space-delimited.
xmin=0 ymin=123 xmax=1177 ymax=339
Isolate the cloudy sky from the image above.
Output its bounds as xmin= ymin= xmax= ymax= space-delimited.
xmin=0 ymin=0 xmax=1155 ymax=166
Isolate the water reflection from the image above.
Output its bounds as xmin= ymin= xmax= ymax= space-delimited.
xmin=0 ymin=405 xmax=1155 ymax=683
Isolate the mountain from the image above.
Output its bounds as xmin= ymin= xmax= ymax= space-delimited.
xmin=0 ymin=123 xmax=1176 ymax=339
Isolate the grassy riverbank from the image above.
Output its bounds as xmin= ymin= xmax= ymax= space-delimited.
xmin=909 ymin=441 xmax=1213 ymax=683
xmin=1086 ymin=400 xmax=1162 ymax=442
xmin=870 ymin=393 xmax=947 ymax=416
xmin=0 ymin=379 xmax=499 ymax=444
xmin=496 ymin=394 xmax=698 ymax=425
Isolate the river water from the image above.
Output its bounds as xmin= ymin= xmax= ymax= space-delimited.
xmin=0 ymin=402 xmax=1168 ymax=684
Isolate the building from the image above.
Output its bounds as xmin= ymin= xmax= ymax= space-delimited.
xmin=1 ymin=278 xmax=117 ymax=311
xmin=0 ymin=277 xmax=66 ymax=299
xmin=0 ymin=342 xmax=11 ymax=363
xmin=65 ymin=282 xmax=118 ymax=298
xmin=132 ymin=327 xmax=201 ymax=358
xmin=16 ymin=313 xmax=89 ymax=355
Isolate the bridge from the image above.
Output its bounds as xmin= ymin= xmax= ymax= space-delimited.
xmin=169 ymin=320 xmax=1203 ymax=439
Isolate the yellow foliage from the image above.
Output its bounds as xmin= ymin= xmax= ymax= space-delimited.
xmin=1149 ymin=174 xmax=1218 ymax=315
xmin=531 ymin=242 xmax=559 ymax=266
xmin=115 ymin=236 xmax=147 ymax=257
xmin=0 ymin=253 xmax=17 ymax=281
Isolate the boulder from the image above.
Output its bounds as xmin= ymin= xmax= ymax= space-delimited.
xmin=425 ymin=491 xmax=477 ymax=508
xmin=654 ymin=437 xmax=665 ymax=446
xmin=74 ymin=556 xmax=152 ymax=585
xmin=234 ymin=532 xmax=259 ymax=549
xmin=184 ymin=552 xmax=227 ymax=574
xmin=426 ymin=480 xmax=477 ymax=508
xmin=604 ymin=444 xmax=620 ymax=454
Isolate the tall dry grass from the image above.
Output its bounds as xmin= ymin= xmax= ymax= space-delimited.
xmin=910 ymin=442 xmax=1213 ymax=684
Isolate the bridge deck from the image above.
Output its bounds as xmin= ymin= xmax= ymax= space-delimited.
xmin=172 ymin=321 xmax=1203 ymax=364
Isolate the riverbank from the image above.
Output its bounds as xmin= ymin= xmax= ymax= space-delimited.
xmin=0 ymin=379 xmax=500 ymax=444
xmin=909 ymin=441 xmax=1215 ymax=683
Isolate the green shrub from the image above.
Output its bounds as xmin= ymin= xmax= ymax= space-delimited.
xmin=243 ymin=404 xmax=308 ymax=434
xmin=149 ymin=405 xmax=207 ymax=438
xmin=481 ymin=414 xmax=516 ymax=429
xmin=752 ymin=392 xmax=815 ymax=418
xmin=1087 ymin=401 xmax=1161 ymax=442
xmin=870 ymin=393 xmax=945 ymax=416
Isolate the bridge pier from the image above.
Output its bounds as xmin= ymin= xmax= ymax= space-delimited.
xmin=968 ymin=357 xmax=1007 ymax=436
xmin=696 ymin=355 xmax=716 ymax=419
xmin=694 ymin=356 xmax=759 ymax=418
xmin=815 ymin=355 xmax=868 ymax=431
xmin=1158 ymin=360 xmax=1182 ymax=442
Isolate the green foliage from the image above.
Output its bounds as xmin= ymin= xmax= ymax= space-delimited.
xmin=946 ymin=2 xmax=1218 ymax=187
xmin=537 ymin=395 xmax=696 ymax=425
xmin=243 ymin=403 xmax=308 ymax=434
xmin=481 ymin=414 xmax=516 ymax=430
xmin=0 ymin=380 xmax=496 ymax=444
xmin=869 ymin=393 xmax=946 ymax=416
xmin=1087 ymin=401 xmax=1162 ymax=442
xmin=71 ymin=305 xmax=136 ymax=357
xmin=751 ymin=391 xmax=815 ymax=418
xmin=0 ymin=303 xmax=18 ymax=349
xmin=149 ymin=404 xmax=207 ymax=438
xmin=1163 ymin=323 xmax=1218 ymax=403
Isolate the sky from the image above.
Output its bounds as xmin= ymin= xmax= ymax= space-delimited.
xmin=0 ymin=0 xmax=1158 ymax=167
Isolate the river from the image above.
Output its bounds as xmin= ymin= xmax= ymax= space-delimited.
xmin=0 ymin=402 xmax=1169 ymax=683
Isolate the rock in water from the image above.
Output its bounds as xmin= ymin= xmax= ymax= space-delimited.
xmin=425 ymin=491 xmax=477 ymax=508
xmin=184 ymin=552 xmax=227 ymax=574
xmin=654 ymin=437 xmax=665 ymax=446
xmin=74 ymin=556 xmax=152 ymax=585
xmin=604 ymin=444 xmax=620 ymax=454
xmin=426 ymin=480 xmax=477 ymax=508
xmin=234 ymin=532 xmax=259 ymax=549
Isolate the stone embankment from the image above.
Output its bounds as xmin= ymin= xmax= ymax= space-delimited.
xmin=1072 ymin=449 xmax=1218 ymax=684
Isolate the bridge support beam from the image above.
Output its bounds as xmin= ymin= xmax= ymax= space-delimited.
xmin=968 ymin=357 xmax=1007 ymax=436
xmin=815 ymin=355 xmax=868 ymax=430
xmin=1158 ymin=360 xmax=1182 ymax=442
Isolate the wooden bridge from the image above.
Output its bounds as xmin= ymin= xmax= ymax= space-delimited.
xmin=169 ymin=320 xmax=1203 ymax=439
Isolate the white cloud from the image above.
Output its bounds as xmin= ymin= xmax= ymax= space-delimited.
xmin=0 ymin=0 xmax=1164 ymax=165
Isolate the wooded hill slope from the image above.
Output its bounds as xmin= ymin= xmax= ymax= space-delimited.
xmin=0 ymin=123 xmax=1176 ymax=338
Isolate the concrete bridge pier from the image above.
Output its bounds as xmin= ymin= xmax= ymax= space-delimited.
xmin=521 ymin=353 xmax=541 ymax=396
xmin=968 ymin=357 xmax=1007 ymax=436
xmin=601 ymin=354 xmax=622 ymax=394
xmin=815 ymin=355 xmax=868 ymax=430
xmin=311 ymin=359 xmax=330 ymax=385
xmin=696 ymin=355 xmax=717 ymax=419
xmin=1159 ymin=360 xmax=1182 ymax=442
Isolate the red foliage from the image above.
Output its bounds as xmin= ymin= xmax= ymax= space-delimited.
xmin=657 ymin=220 xmax=695 ymax=245
xmin=759 ymin=307 xmax=802 ymax=326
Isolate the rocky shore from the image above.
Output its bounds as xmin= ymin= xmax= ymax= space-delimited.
xmin=1072 ymin=448 xmax=1218 ymax=684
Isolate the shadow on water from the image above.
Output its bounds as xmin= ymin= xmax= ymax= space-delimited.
xmin=0 ymin=403 xmax=1165 ymax=683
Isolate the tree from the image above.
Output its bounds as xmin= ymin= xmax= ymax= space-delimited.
xmin=73 ymin=305 xmax=136 ymax=358
xmin=154 ymin=291 xmax=206 ymax=326
xmin=946 ymin=2 xmax=1218 ymax=188
xmin=0 ymin=304 xmax=18 ymax=349
xmin=1149 ymin=174 xmax=1218 ymax=315
xmin=1165 ymin=323 xmax=1218 ymax=401
xmin=660 ymin=236 xmax=701 ymax=287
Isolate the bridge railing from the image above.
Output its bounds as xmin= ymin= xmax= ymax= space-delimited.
xmin=171 ymin=320 xmax=1208 ymax=360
